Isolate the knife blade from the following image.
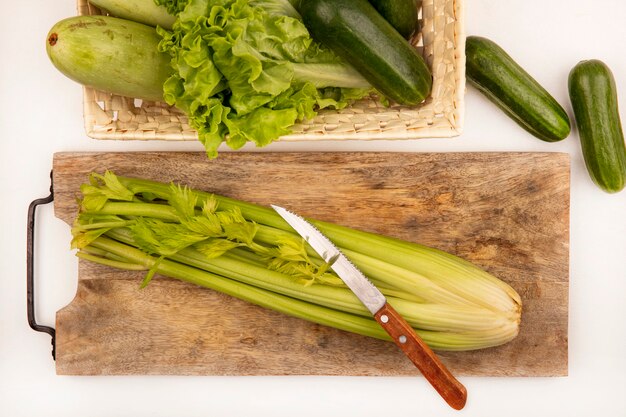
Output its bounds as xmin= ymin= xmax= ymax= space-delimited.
xmin=272 ymin=205 xmax=467 ymax=410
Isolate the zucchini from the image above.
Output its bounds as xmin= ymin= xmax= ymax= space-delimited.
xmin=89 ymin=0 xmax=175 ymax=29
xmin=569 ymin=60 xmax=626 ymax=193
xmin=296 ymin=0 xmax=432 ymax=105
xmin=368 ymin=0 xmax=420 ymax=39
xmin=46 ymin=16 xmax=171 ymax=102
xmin=466 ymin=36 xmax=571 ymax=142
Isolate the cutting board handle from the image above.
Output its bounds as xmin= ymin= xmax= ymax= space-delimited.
xmin=27 ymin=170 xmax=56 ymax=360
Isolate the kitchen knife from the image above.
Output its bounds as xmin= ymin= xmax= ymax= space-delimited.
xmin=272 ymin=205 xmax=468 ymax=410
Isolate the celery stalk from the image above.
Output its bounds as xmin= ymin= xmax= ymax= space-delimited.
xmin=116 ymin=175 xmax=521 ymax=314
xmin=70 ymin=172 xmax=523 ymax=351
xmin=81 ymin=236 xmax=519 ymax=351
xmin=104 ymin=228 xmax=510 ymax=333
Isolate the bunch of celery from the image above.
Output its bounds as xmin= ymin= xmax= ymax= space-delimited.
xmin=72 ymin=172 xmax=522 ymax=351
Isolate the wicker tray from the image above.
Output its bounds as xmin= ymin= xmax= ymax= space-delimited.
xmin=77 ymin=0 xmax=465 ymax=142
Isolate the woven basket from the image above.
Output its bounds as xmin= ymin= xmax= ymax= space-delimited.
xmin=77 ymin=0 xmax=465 ymax=142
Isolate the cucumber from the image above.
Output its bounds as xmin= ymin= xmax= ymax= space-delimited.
xmin=296 ymin=0 xmax=432 ymax=105
xmin=569 ymin=60 xmax=626 ymax=193
xmin=46 ymin=16 xmax=171 ymax=102
xmin=368 ymin=0 xmax=420 ymax=39
xmin=89 ymin=0 xmax=175 ymax=29
xmin=465 ymin=36 xmax=571 ymax=142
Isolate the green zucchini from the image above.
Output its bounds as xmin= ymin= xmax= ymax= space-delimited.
xmin=465 ymin=36 xmax=571 ymax=142
xmin=368 ymin=0 xmax=420 ymax=39
xmin=46 ymin=16 xmax=171 ymax=102
xmin=89 ymin=0 xmax=175 ymax=29
xmin=569 ymin=60 xmax=626 ymax=193
xmin=296 ymin=0 xmax=432 ymax=105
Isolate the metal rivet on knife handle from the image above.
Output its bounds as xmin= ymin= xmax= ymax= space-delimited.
xmin=375 ymin=302 xmax=467 ymax=410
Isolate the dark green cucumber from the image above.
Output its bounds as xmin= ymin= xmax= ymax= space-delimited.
xmin=46 ymin=16 xmax=171 ymax=102
xmin=297 ymin=0 xmax=432 ymax=105
xmin=368 ymin=0 xmax=420 ymax=39
xmin=569 ymin=60 xmax=626 ymax=193
xmin=466 ymin=36 xmax=571 ymax=142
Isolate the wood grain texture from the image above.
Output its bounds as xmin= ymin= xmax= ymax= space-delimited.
xmin=52 ymin=152 xmax=570 ymax=376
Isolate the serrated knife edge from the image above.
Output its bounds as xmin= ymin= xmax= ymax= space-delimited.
xmin=271 ymin=205 xmax=386 ymax=314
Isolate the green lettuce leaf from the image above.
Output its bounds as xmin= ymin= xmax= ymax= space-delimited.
xmin=156 ymin=0 xmax=371 ymax=158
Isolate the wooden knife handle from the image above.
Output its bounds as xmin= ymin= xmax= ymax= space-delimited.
xmin=374 ymin=302 xmax=467 ymax=410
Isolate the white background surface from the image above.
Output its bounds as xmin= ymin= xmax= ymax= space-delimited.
xmin=1 ymin=0 xmax=625 ymax=415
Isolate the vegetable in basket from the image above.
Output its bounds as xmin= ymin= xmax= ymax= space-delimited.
xmin=295 ymin=0 xmax=432 ymax=106
xmin=47 ymin=0 xmax=434 ymax=158
xmin=156 ymin=0 xmax=374 ymax=157
xmin=46 ymin=2 xmax=372 ymax=158
xmin=71 ymin=172 xmax=522 ymax=351
xmin=46 ymin=16 xmax=171 ymax=102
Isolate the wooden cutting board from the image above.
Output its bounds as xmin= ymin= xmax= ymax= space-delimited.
xmin=52 ymin=152 xmax=569 ymax=376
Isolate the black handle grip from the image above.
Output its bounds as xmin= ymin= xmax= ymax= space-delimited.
xmin=27 ymin=170 xmax=56 ymax=360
